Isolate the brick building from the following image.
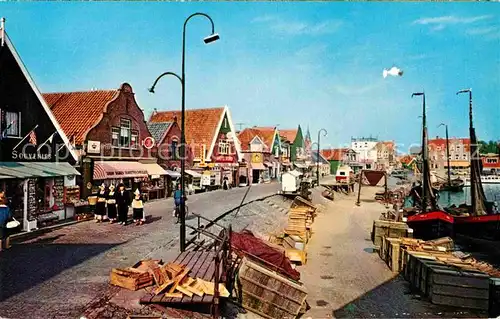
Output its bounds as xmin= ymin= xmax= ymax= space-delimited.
xmin=376 ymin=141 xmax=396 ymax=170
xmin=149 ymin=106 xmax=242 ymax=188
xmin=44 ymin=83 xmax=167 ymax=199
xmin=428 ymin=137 xmax=470 ymax=170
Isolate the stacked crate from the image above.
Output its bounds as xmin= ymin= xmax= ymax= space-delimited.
xmin=238 ymin=257 xmax=308 ymax=319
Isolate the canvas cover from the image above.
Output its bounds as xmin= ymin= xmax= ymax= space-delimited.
xmin=231 ymin=230 xmax=300 ymax=281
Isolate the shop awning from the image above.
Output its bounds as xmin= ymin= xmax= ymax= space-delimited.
xmin=282 ymin=162 xmax=292 ymax=166
xmin=0 ymin=162 xmax=80 ymax=178
xmin=166 ymin=170 xmax=181 ymax=178
xmin=142 ymin=163 xmax=168 ymax=176
xmin=251 ymin=163 xmax=266 ymax=170
xmin=294 ymin=163 xmax=308 ymax=169
xmin=264 ymin=161 xmax=273 ymax=167
xmin=185 ymin=169 xmax=202 ymax=178
xmin=93 ymin=161 xmax=148 ymax=180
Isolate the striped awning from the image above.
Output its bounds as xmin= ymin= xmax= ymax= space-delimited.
xmin=250 ymin=162 xmax=266 ymax=170
xmin=185 ymin=169 xmax=202 ymax=178
xmin=141 ymin=163 xmax=168 ymax=176
xmin=93 ymin=161 xmax=148 ymax=180
xmin=166 ymin=170 xmax=181 ymax=178
xmin=0 ymin=162 xmax=80 ymax=178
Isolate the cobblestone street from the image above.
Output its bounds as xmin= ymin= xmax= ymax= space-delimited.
xmin=0 ymin=183 xmax=278 ymax=319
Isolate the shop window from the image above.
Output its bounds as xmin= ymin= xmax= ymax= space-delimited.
xmin=2 ymin=111 xmax=20 ymax=137
xmin=131 ymin=130 xmax=139 ymax=148
xmin=218 ymin=140 xmax=230 ymax=155
xmin=111 ymin=127 xmax=120 ymax=146
xmin=455 ymin=154 xmax=459 ymax=160
xmin=463 ymin=154 xmax=467 ymax=160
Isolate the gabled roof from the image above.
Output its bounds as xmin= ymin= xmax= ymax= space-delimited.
xmin=312 ymin=151 xmax=329 ymax=164
xmin=150 ymin=107 xmax=224 ymax=150
xmin=149 ymin=105 xmax=242 ymax=160
xmin=147 ymin=122 xmax=173 ymax=145
xmin=43 ymin=90 xmax=118 ymax=145
xmin=428 ymin=138 xmax=471 ymax=152
xmin=280 ymin=129 xmax=298 ymax=143
xmin=321 ymin=148 xmax=349 ymax=161
xmin=238 ymin=127 xmax=276 ymax=152
xmin=3 ymin=31 xmax=78 ymax=162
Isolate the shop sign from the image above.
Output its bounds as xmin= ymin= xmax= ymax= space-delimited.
xmin=201 ymin=172 xmax=211 ymax=186
xmin=12 ymin=149 xmax=52 ymax=160
xmin=87 ymin=141 xmax=101 ymax=154
xmin=142 ymin=137 xmax=155 ymax=149
xmin=215 ymin=155 xmax=234 ymax=163
xmin=239 ymin=162 xmax=247 ymax=168
xmin=251 ymin=153 xmax=263 ymax=163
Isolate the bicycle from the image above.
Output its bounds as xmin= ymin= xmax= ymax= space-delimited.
xmin=173 ymin=204 xmax=189 ymax=220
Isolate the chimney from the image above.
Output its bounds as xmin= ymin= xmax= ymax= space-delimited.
xmin=1 ymin=18 xmax=5 ymax=47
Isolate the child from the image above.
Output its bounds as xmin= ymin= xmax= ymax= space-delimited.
xmin=95 ymin=183 xmax=107 ymax=223
xmin=107 ymin=184 xmax=117 ymax=223
xmin=131 ymin=189 xmax=146 ymax=225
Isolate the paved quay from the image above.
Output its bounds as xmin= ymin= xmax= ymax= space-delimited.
xmin=0 ymin=183 xmax=278 ymax=319
xmin=299 ymin=185 xmax=484 ymax=318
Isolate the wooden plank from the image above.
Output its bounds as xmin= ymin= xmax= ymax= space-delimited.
xmin=191 ymin=252 xmax=216 ymax=303
xmin=159 ymin=251 xmax=196 ymax=303
xmin=169 ymin=251 xmax=206 ymax=303
xmin=182 ymin=252 xmax=213 ymax=303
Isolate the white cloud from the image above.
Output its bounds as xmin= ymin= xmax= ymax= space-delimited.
xmin=413 ymin=15 xmax=493 ymax=31
xmin=466 ymin=26 xmax=497 ymax=35
xmin=253 ymin=15 xmax=343 ymax=36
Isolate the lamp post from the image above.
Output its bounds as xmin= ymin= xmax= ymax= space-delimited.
xmin=412 ymin=92 xmax=428 ymax=213
xmin=316 ymin=129 xmax=327 ymax=186
xmin=149 ymin=13 xmax=219 ymax=252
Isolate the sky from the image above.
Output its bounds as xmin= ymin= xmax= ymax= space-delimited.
xmin=1 ymin=2 xmax=498 ymax=154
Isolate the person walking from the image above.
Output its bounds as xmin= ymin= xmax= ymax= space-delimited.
xmin=173 ymin=183 xmax=186 ymax=224
xmin=106 ymin=184 xmax=117 ymax=223
xmin=131 ymin=189 xmax=146 ymax=225
xmin=0 ymin=191 xmax=12 ymax=251
xmin=95 ymin=183 xmax=107 ymax=223
xmin=116 ymin=183 xmax=130 ymax=226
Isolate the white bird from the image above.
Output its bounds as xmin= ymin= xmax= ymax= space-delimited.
xmin=383 ymin=66 xmax=403 ymax=78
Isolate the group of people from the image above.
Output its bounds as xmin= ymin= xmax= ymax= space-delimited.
xmin=94 ymin=183 xmax=146 ymax=226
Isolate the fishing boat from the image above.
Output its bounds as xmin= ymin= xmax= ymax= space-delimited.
xmin=449 ymin=89 xmax=498 ymax=242
xmin=463 ymin=175 xmax=500 ymax=187
xmin=405 ymin=92 xmax=454 ymax=240
xmin=435 ymin=123 xmax=465 ymax=192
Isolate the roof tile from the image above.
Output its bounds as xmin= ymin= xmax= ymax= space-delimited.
xmin=147 ymin=122 xmax=172 ymax=144
xmin=238 ymin=127 xmax=276 ymax=152
xmin=43 ymin=90 xmax=117 ymax=145
xmin=280 ymin=129 xmax=297 ymax=143
xmin=149 ymin=107 xmax=224 ymax=148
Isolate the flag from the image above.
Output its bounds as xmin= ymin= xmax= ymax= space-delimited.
xmin=29 ymin=131 xmax=37 ymax=145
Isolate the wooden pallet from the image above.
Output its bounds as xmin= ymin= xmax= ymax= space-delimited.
xmin=140 ymin=251 xmax=222 ymax=306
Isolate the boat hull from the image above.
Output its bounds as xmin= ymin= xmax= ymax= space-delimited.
xmin=406 ymin=211 xmax=455 ymax=240
xmin=454 ymin=214 xmax=500 ymax=242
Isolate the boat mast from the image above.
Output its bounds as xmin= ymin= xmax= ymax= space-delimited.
xmin=445 ymin=125 xmax=451 ymax=186
xmin=413 ymin=92 xmax=428 ymax=213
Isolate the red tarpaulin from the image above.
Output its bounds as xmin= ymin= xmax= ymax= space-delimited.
xmin=231 ymin=230 xmax=300 ymax=281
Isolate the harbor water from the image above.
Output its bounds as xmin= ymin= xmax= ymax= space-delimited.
xmin=438 ymin=184 xmax=500 ymax=208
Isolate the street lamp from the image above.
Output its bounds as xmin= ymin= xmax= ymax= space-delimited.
xmin=411 ymin=92 xmax=428 ymax=213
xmin=149 ymin=13 xmax=219 ymax=252
xmin=316 ymin=129 xmax=327 ymax=186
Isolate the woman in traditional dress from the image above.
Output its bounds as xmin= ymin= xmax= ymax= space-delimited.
xmin=131 ymin=189 xmax=146 ymax=225
xmin=95 ymin=183 xmax=107 ymax=223
xmin=106 ymin=184 xmax=117 ymax=223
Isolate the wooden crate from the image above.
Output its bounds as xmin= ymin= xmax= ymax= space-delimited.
xmin=110 ymin=268 xmax=154 ymax=291
xmin=371 ymin=220 xmax=409 ymax=249
xmin=386 ymin=238 xmax=401 ymax=273
xmin=238 ymin=257 xmax=307 ymax=319
xmin=426 ymin=264 xmax=490 ymax=310
xmin=286 ymin=249 xmax=307 ymax=265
